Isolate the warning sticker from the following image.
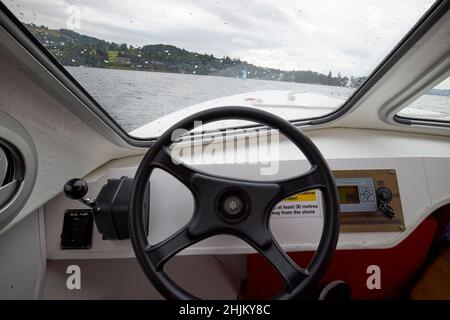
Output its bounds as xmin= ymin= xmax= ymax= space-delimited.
xmin=271 ymin=190 xmax=322 ymax=218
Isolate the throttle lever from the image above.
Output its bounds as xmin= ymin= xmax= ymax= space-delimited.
xmin=64 ymin=178 xmax=96 ymax=208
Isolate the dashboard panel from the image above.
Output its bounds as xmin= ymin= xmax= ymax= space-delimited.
xmin=44 ymin=155 xmax=445 ymax=260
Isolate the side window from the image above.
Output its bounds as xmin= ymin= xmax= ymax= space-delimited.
xmin=396 ymin=76 xmax=450 ymax=123
xmin=0 ymin=142 xmax=19 ymax=209
xmin=0 ymin=114 xmax=37 ymax=229
xmin=0 ymin=146 xmax=8 ymax=187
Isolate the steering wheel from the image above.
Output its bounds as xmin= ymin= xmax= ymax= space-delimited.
xmin=129 ymin=107 xmax=339 ymax=300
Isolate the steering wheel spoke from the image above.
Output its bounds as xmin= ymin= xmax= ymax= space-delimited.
xmin=277 ymin=165 xmax=326 ymax=199
xmin=248 ymin=234 xmax=309 ymax=293
xmin=145 ymin=224 xmax=200 ymax=271
xmin=152 ymin=147 xmax=197 ymax=187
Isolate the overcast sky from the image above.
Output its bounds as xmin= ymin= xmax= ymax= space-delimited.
xmin=6 ymin=0 xmax=440 ymax=78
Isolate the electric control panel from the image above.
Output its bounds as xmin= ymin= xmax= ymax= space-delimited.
xmin=335 ymin=177 xmax=378 ymax=213
xmin=333 ymin=169 xmax=404 ymax=232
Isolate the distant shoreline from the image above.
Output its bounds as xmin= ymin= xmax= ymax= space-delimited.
xmin=28 ymin=23 xmax=363 ymax=88
xmin=65 ymin=65 xmax=351 ymax=89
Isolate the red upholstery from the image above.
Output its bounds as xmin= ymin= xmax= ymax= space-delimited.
xmin=246 ymin=219 xmax=437 ymax=299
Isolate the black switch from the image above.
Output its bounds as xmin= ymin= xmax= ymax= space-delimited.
xmin=376 ymin=187 xmax=394 ymax=219
xmin=377 ymin=187 xmax=393 ymax=203
xmin=378 ymin=202 xmax=395 ymax=220
xmin=61 ymin=209 xmax=93 ymax=249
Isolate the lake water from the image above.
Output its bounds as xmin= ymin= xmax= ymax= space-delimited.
xmin=67 ymin=67 xmax=354 ymax=132
xmin=67 ymin=67 xmax=449 ymax=133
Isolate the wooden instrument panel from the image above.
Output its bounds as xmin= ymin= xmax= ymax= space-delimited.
xmin=333 ymin=169 xmax=405 ymax=233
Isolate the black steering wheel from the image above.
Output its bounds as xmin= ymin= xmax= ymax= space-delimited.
xmin=129 ymin=107 xmax=339 ymax=300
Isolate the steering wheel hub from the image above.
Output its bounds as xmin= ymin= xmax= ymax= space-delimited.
xmin=216 ymin=188 xmax=250 ymax=221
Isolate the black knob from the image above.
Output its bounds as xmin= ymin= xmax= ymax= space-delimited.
xmin=376 ymin=187 xmax=392 ymax=203
xmin=64 ymin=178 xmax=88 ymax=200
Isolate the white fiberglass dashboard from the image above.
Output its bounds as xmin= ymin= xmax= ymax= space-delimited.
xmin=44 ymin=128 xmax=450 ymax=260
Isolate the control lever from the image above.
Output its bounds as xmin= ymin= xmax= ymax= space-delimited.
xmin=64 ymin=178 xmax=96 ymax=208
xmin=376 ymin=187 xmax=394 ymax=220
xmin=63 ymin=177 xmax=146 ymax=240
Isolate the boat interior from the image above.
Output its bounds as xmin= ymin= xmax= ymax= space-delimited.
xmin=0 ymin=0 xmax=449 ymax=300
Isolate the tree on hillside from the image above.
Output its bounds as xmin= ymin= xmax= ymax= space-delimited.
xmin=24 ymin=23 xmax=357 ymax=87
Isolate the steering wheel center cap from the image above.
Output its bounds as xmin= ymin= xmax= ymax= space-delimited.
xmin=223 ymin=196 xmax=243 ymax=215
xmin=216 ymin=189 xmax=250 ymax=221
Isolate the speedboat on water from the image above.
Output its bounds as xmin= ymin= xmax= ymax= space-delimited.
xmin=0 ymin=0 xmax=450 ymax=306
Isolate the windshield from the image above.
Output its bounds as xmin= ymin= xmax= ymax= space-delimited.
xmin=5 ymin=0 xmax=436 ymax=138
